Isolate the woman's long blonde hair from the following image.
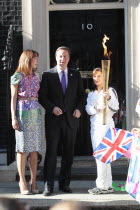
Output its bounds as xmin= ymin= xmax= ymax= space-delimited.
xmin=92 ymin=67 xmax=102 ymax=91
xmin=92 ymin=67 xmax=102 ymax=76
xmin=15 ymin=49 xmax=39 ymax=75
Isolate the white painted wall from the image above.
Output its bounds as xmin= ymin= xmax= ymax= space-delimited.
xmin=124 ymin=0 xmax=140 ymax=130
xmin=22 ymin=0 xmax=48 ymax=72
xmin=22 ymin=0 xmax=32 ymax=50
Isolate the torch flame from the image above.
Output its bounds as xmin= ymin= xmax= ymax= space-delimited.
xmin=102 ymin=34 xmax=112 ymax=60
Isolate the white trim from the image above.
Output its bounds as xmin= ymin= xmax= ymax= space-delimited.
xmin=46 ymin=3 xmax=50 ymax=69
xmin=48 ymin=3 xmax=124 ymax=11
xmin=49 ymin=0 xmax=123 ymax=5
xmin=124 ymin=0 xmax=128 ymax=130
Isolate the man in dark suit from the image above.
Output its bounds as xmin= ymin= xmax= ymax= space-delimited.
xmin=38 ymin=46 xmax=85 ymax=196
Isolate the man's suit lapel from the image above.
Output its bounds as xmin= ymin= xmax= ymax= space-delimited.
xmin=51 ymin=67 xmax=64 ymax=95
xmin=65 ymin=69 xmax=74 ymax=96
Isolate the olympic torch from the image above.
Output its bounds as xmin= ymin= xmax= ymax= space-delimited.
xmin=102 ymin=34 xmax=112 ymax=125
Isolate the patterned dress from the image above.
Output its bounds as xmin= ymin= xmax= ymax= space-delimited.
xmin=126 ymin=99 xmax=140 ymax=203
xmin=126 ymin=134 xmax=140 ymax=203
xmin=11 ymin=72 xmax=42 ymax=153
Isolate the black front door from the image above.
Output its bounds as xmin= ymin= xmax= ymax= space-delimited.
xmin=49 ymin=9 xmax=125 ymax=155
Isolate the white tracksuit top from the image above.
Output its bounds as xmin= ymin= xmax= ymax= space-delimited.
xmin=86 ymin=87 xmax=119 ymax=150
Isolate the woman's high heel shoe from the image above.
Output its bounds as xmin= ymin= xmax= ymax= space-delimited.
xmin=29 ymin=182 xmax=39 ymax=194
xmin=31 ymin=188 xmax=39 ymax=194
xmin=19 ymin=182 xmax=30 ymax=195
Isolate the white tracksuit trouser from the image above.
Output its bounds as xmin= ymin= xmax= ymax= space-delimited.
xmin=91 ymin=124 xmax=112 ymax=190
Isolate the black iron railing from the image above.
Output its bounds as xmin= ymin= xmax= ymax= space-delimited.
xmin=0 ymin=25 xmax=15 ymax=165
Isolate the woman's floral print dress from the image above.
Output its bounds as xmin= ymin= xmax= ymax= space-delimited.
xmin=11 ymin=72 xmax=42 ymax=153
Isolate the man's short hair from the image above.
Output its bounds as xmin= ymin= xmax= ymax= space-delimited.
xmin=55 ymin=46 xmax=71 ymax=57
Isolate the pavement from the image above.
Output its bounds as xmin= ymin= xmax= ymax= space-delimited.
xmin=0 ymin=180 xmax=139 ymax=210
xmin=0 ymin=157 xmax=140 ymax=210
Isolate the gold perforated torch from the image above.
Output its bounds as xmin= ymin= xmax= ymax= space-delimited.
xmin=102 ymin=34 xmax=112 ymax=125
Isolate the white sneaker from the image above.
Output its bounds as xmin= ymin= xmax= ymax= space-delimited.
xmin=88 ymin=187 xmax=108 ymax=195
xmin=107 ymin=187 xmax=114 ymax=193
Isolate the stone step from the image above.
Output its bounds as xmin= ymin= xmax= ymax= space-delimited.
xmin=17 ymin=156 xmax=129 ymax=181
xmin=0 ymin=181 xmax=139 ymax=210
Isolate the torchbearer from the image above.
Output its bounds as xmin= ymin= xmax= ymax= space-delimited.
xmin=85 ymin=34 xmax=119 ymax=195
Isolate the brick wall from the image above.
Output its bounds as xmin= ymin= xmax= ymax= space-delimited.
xmin=0 ymin=0 xmax=23 ymax=165
xmin=0 ymin=0 xmax=23 ymax=71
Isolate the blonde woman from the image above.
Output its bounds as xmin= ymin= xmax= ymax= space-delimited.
xmin=86 ymin=67 xmax=119 ymax=194
xmin=11 ymin=50 xmax=42 ymax=194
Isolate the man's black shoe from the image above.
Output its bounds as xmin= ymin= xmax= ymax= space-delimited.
xmin=59 ymin=186 xmax=72 ymax=193
xmin=43 ymin=184 xmax=53 ymax=196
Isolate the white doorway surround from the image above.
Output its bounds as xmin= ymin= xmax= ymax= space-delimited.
xmin=22 ymin=0 xmax=140 ymax=134
xmin=124 ymin=0 xmax=140 ymax=130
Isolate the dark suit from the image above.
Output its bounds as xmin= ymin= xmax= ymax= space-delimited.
xmin=38 ymin=66 xmax=85 ymax=188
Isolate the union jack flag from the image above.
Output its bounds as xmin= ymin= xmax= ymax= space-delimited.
xmin=93 ymin=128 xmax=134 ymax=164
